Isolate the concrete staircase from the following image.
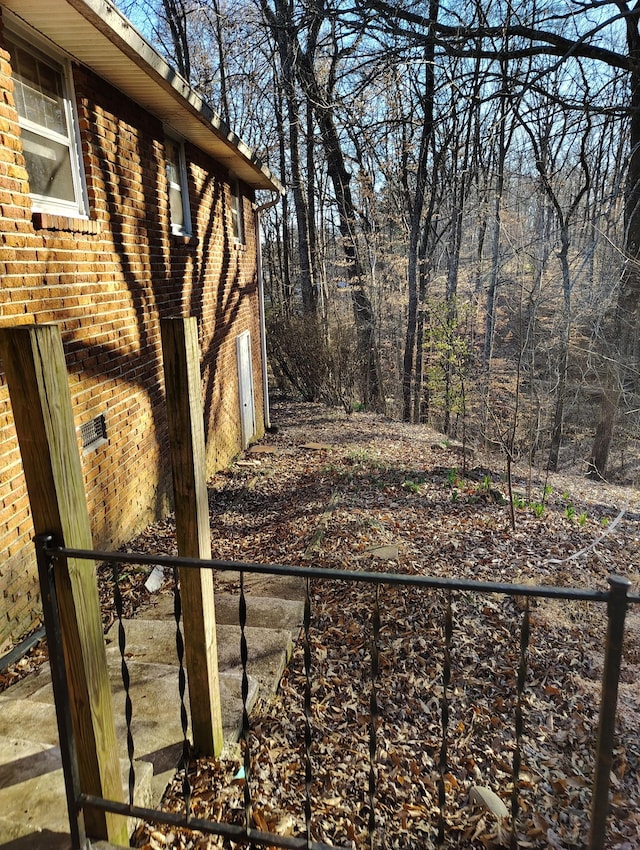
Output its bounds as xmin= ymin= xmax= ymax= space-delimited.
xmin=0 ymin=574 xmax=304 ymax=849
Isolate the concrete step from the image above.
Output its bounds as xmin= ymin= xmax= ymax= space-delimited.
xmin=142 ymin=589 xmax=305 ymax=633
xmin=104 ymin=616 xmax=295 ymax=697
xmin=214 ymin=591 xmax=304 ymax=632
xmin=0 ymin=658 xmax=259 ymax=806
xmin=0 ymin=733 xmax=153 ymax=847
xmin=0 ymin=645 xmax=262 ymax=729
xmin=0 ymin=825 xmax=72 ymax=849
xmin=0 ymin=693 xmax=59 ymax=746
xmin=0 ymin=586 xmax=303 ymax=847
xmin=0 ymin=664 xmax=52 ymax=703
xmin=215 ymin=573 xmax=306 ymax=606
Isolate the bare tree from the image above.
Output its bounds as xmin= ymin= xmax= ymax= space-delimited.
xmin=359 ymin=0 xmax=638 ymax=476
xmin=260 ymin=0 xmax=385 ymax=408
xmin=114 ymin=0 xmax=636 ymax=472
xmin=400 ymin=6 xmax=439 ymax=422
xmin=513 ymin=69 xmax=592 ymax=470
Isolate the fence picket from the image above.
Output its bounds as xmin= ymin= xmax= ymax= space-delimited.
xmin=304 ymin=575 xmax=313 ymax=848
xmin=589 ymin=575 xmax=631 ymax=850
xmin=173 ymin=568 xmax=192 ymax=819
xmin=511 ymin=600 xmax=530 ymax=849
xmin=368 ymin=585 xmax=381 ymax=848
xmin=240 ymin=570 xmax=253 ymax=832
xmin=113 ymin=559 xmax=136 ymax=807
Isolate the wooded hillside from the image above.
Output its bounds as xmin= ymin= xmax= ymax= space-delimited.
xmin=118 ymin=0 xmax=640 ymax=483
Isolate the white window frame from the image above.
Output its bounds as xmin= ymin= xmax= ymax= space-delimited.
xmin=5 ymin=21 xmax=87 ymax=218
xmin=164 ymin=134 xmax=192 ymax=236
xmin=230 ymin=176 xmax=245 ymax=244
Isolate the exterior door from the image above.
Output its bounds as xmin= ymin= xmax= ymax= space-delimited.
xmin=236 ymin=331 xmax=256 ymax=448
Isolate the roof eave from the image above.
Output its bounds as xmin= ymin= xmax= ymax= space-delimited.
xmin=0 ymin=0 xmax=284 ymax=193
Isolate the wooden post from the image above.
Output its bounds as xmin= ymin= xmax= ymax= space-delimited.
xmin=0 ymin=324 xmax=127 ymax=845
xmin=161 ymin=317 xmax=224 ymax=756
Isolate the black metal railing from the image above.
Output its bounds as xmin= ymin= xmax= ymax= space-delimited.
xmin=34 ymin=533 xmax=639 ymax=850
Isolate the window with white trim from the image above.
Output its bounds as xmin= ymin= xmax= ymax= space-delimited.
xmin=6 ymin=30 xmax=87 ymax=217
xmin=165 ymin=136 xmax=191 ymax=235
xmin=230 ymin=176 xmax=244 ymax=244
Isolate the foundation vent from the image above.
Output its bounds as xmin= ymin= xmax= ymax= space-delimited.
xmin=80 ymin=413 xmax=107 ymax=452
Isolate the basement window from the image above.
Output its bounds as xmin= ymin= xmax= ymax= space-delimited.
xmin=230 ymin=176 xmax=245 ymax=244
xmin=165 ymin=135 xmax=192 ymax=236
xmin=5 ymin=26 xmax=88 ymax=218
xmin=80 ymin=414 xmax=108 ymax=453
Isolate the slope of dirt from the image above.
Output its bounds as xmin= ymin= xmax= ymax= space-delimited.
xmin=3 ymin=400 xmax=637 ymax=847
xmin=125 ymin=400 xmax=639 ymax=850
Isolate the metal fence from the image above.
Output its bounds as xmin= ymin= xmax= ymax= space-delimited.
xmin=34 ymin=533 xmax=639 ymax=850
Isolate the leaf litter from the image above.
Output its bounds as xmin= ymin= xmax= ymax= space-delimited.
xmin=4 ymin=399 xmax=634 ymax=849
xmin=131 ymin=401 xmax=640 ymax=848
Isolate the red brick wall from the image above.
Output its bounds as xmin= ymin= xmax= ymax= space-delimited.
xmin=0 ymin=18 xmax=265 ymax=650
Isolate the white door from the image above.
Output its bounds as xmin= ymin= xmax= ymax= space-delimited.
xmin=236 ymin=331 xmax=256 ymax=448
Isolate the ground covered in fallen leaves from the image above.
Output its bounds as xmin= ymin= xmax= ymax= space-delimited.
xmin=127 ymin=401 xmax=640 ymax=850
xmin=3 ymin=400 xmax=635 ymax=848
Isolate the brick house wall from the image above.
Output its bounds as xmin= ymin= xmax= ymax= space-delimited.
xmin=0 ymin=12 xmax=268 ymax=650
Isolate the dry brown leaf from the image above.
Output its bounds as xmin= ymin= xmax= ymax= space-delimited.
xmin=469 ymin=785 xmax=509 ymax=819
xmin=275 ymin=813 xmax=295 ymax=835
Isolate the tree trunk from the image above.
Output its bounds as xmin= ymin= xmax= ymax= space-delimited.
xmin=483 ymin=75 xmax=509 ymax=367
xmin=589 ymin=21 xmax=640 ymax=476
xmin=588 ymin=364 xmax=619 ymax=478
xmin=401 ymin=9 xmax=438 ymax=420
xmin=548 ymin=233 xmax=572 ymax=471
xmin=297 ymin=68 xmax=384 ymax=407
xmin=413 ymin=233 xmax=431 ymax=423
xmin=210 ymin=0 xmax=230 ymax=122
xmin=402 ymin=244 xmax=419 ymax=420
xmin=162 ymin=0 xmax=191 ymax=81
xmin=261 ymin=0 xmax=317 ymax=314
xmin=274 ymin=80 xmax=293 ymax=313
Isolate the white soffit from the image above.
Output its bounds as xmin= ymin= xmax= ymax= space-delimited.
xmin=0 ymin=0 xmax=283 ymax=192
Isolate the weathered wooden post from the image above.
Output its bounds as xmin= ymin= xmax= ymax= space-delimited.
xmin=0 ymin=324 xmax=127 ymax=844
xmin=161 ymin=317 xmax=224 ymax=756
